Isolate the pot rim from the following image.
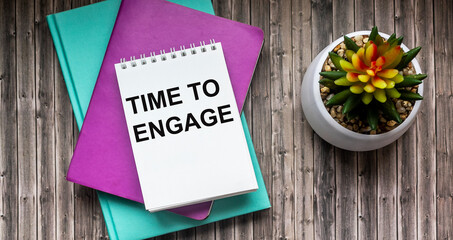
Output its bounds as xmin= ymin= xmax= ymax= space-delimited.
xmin=313 ymin=30 xmax=424 ymax=140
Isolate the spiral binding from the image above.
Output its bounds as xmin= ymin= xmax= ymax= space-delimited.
xmin=119 ymin=39 xmax=217 ymax=69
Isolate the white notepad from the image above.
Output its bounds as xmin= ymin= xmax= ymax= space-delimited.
xmin=114 ymin=42 xmax=258 ymax=212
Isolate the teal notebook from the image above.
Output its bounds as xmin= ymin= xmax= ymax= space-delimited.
xmin=47 ymin=0 xmax=270 ymax=239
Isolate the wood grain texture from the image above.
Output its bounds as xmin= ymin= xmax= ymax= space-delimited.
xmin=1 ymin=0 xmax=452 ymax=239
xmin=292 ymin=0 xmax=314 ymax=238
xmin=177 ymin=227 xmax=196 ymax=240
xmin=434 ymin=0 xmax=453 ymax=239
xmin=36 ymin=0 xmax=56 ymax=238
xmin=195 ymin=223 xmax=215 ymax=240
xmin=0 ymin=0 xmax=18 ymax=239
xmin=376 ymin=146 xmax=397 ymax=240
xmin=16 ymin=0 xmax=38 ymax=238
xmin=415 ymin=0 xmax=437 ymax=239
xmin=269 ymin=1 xmax=295 ymax=240
xmin=311 ymin=1 xmax=336 ymax=239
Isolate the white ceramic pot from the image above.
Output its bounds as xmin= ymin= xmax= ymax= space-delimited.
xmin=301 ymin=31 xmax=423 ymax=151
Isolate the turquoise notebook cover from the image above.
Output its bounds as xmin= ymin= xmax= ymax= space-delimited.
xmin=47 ymin=0 xmax=270 ymax=239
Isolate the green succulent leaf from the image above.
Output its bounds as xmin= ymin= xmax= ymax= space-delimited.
xmin=397 ymin=46 xmax=422 ymax=70
xmin=319 ymin=71 xmax=347 ymax=80
xmin=386 ymin=88 xmax=401 ymax=98
xmin=345 ymin=50 xmax=355 ymax=60
xmin=319 ymin=78 xmax=339 ymax=90
xmin=346 ymin=109 xmax=360 ymax=121
xmin=342 ymin=94 xmax=362 ymax=114
xmin=406 ymin=74 xmax=427 ymax=80
xmin=328 ymin=52 xmax=346 ymax=71
xmin=335 ymin=77 xmax=354 ymax=86
xmin=379 ymin=100 xmax=402 ymax=123
xmin=375 ymin=34 xmax=384 ymax=46
xmin=361 ymin=92 xmax=374 ymax=105
xmin=369 ymin=26 xmax=378 ymax=41
xmin=395 ymin=77 xmax=423 ymax=88
xmin=344 ymin=36 xmax=360 ymax=52
xmin=326 ymin=89 xmax=351 ymax=106
xmin=396 ymin=55 xmax=407 ymax=70
xmin=399 ymin=90 xmax=424 ymax=100
xmin=366 ymin=105 xmax=379 ymax=130
xmin=397 ymin=36 xmax=404 ymax=45
xmin=387 ymin=33 xmax=397 ymax=44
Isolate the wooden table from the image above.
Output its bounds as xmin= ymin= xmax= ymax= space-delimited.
xmin=1 ymin=0 xmax=452 ymax=239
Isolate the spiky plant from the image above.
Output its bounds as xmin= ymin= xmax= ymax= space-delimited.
xmin=319 ymin=26 xmax=425 ymax=131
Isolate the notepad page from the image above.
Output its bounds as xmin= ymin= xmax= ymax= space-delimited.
xmin=115 ymin=42 xmax=258 ymax=212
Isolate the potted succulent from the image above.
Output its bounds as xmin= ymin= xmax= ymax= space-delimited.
xmin=301 ymin=27 xmax=425 ymax=151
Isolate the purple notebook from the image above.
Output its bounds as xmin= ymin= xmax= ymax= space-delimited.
xmin=67 ymin=0 xmax=263 ymax=220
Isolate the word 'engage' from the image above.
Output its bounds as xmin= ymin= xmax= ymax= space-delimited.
xmin=133 ymin=104 xmax=234 ymax=142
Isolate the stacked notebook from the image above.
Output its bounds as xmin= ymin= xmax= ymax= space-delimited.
xmin=47 ymin=0 xmax=270 ymax=239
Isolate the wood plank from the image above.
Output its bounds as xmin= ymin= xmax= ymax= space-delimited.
xmin=414 ymin=0 xmax=437 ymax=239
xmin=216 ymin=220 xmax=234 ymax=240
xmin=394 ymin=1 xmax=418 ymax=239
xmin=177 ymin=227 xmax=196 ymax=240
xmin=333 ymin=0 xmax=354 ymax=38
xmin=334 ymin=149 xmax=357 ymax=240
xmin=434 ymin=0 xmax=453 ymax=239
xmin=16 ymin=0 xmax=38 ymax=238
xmin=155 ymin=232 xmax=179 ymax=240
xmin=92 ymin=195 xmax=108 ymax=239
xmin=292 ymin=0 xmax=315 ymax=238
xmin=376 ymin=147 xmax=397 ymax=240
xmin=313 ymin=138 xmax=335 ymax=240
xmin=213 ymin=0 xmax=231 ymax=19
xmin=195 ymin=223 xmax=215 ymax=240
xmin=234 ymin=211 xmax=252 ymax=240
xmin=311 ymin=0 xmax=335 ymax=239
xmin=331 ymin=0 xmax=357 ymax=239
xmin=36 ymin=0 xmax=56 ymax=238
xmin=374 ymin=1 xmax=398 ymax=239
xmin=354 ymin=1 xmax=377 ymax=239
xmin=0 ymin=0 xmax=18 ymax=239
xmin=269 ymin=0 xmax=295 ymax=239
xmin=357 ymin=151 xmax=377 ymax=240
xmin=250 ymin=0 xmax=273 ymax=239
